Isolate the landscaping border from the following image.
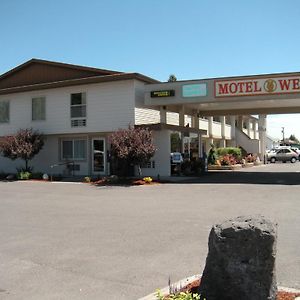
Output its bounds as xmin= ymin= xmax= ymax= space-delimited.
xmin=138 ymin=274 xmax=300 ymax=300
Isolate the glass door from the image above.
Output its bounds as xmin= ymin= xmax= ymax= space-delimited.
xmin=92 ymin=138 xmax=105 ymax=174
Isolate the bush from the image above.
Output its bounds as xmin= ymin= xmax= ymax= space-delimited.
xmin=156 ymin=289 xmax=200 ymax=300
xmin=109 ymin=126 xmax=156 ymax=176
xmin=181 ymin=160 xmax=193 ymax=175
xmin=219 ymin=154 xmax=237 ymax=166
xmin=84 ymin=176 xmax=91 ymax=183
xmin=143 ymin=177 xmax=153 ymax=183
xmin=191 ymin=159 xmax=205 ymax=175
xmin=17 ymin=171 xmax=32 ymax=180
xmin=207 ymin=145 xmax=217 ymax=165
xmin=216 ymin=147 xmax=242 ymax=159
xmin=0 ymin=128 xmax=44 ymax=172
xmin=245 ymin=154 xmax=257 ymax=163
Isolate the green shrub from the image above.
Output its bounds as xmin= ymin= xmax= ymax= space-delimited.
xmin=84 ymin=176 xmax=91 ymax=183
xmin=216 ymin=147 xmax=242 ymax=159
xmin=207 ymin=145 xmax=217 ymax=165
xmin=17 ymin=171 xmax=32 ymax=180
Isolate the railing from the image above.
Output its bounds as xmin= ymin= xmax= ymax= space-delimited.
xmin=212 ymin=121 xmax=222 ymax=138
xmin=224 ymin=124 xmax=231 ymax=139
xmin=50 ymin=161 xmax=75 ymax=180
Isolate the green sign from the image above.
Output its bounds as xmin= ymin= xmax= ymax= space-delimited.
xmin=182 ymin=84 xmax=207 ymax=97
xmin=150 ymin=90 xmax=175 ymax=98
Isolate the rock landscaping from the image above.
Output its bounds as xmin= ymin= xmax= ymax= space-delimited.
xmin=199 ymin=215 xmax=277 ymax=300
xmin=142 ymin=215 xmax=300 ymax=300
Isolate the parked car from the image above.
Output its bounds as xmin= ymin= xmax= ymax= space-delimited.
xmin=267 ymin=148 xmax=298 ymax=163
xmin=170 ymin=152 xmax=183 ymax=164
xmin=291 ymin=147 xmax=300 ymax=160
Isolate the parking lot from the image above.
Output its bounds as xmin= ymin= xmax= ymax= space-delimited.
xmin=0 ymin=163 xmax=300 ymax=299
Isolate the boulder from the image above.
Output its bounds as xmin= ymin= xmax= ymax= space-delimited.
xmin=6 ymin=174 xmax=15 ymax=181
xmin=199 ymin=215 xmax=277 ymax=300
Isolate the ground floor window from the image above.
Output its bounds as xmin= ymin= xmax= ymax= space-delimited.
xmin=61 ymin=139 xmax=86 ymax=160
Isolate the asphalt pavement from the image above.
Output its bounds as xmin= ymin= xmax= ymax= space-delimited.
xmin=0 ymin=163 xmax=299 ymax=299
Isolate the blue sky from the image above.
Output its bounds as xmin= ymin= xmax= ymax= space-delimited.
xmin=1 ymin=0 xmax=300 ymax=139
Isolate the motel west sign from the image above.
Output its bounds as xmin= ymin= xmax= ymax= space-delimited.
xmin=215 ymin=75 xmax=300 ymax=97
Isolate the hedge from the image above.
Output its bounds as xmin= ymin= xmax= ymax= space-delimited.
xmin=216 ymin=147 xmax=242 ymax=159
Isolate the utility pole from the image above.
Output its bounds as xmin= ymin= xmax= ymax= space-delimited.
xmin=281 ymin=127 xmax=285 ymax=142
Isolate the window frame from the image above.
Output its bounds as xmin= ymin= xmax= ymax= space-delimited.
xmin=32 ymin=96 xmax=46 ymax=121
xmin=70 ymin=92 xmax=87 ymax=120
xmin=61 ymin=138 xmax=87 ymax=161
xmin=0 ymin=100 xmax=10 ymax=123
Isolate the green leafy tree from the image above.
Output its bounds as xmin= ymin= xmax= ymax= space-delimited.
xmin=168 ymin=74 xmax=177 ymax=82
xmin=0 ymin=128 xmax=44 ymax=171
xmin=289 ymin=134 xmax=299 ymax=143
xmin=207 ymin=144 xmax=217 ymax=165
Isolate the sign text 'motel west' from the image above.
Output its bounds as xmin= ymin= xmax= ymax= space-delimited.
xmin=215 ymin=75 xmax=300 ymax=97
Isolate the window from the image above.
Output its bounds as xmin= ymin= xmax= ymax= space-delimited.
xmin=62 ymin=139 xmax=86 ymax=160
xmin=0 ymin=101 xmax=9 ymax=123
xmin=32 ymin=97 xmax=46 ymax=120
xmin=70 ymin=93 xmax=86 ymax=127
xmin=71 ymin=93 xmax=86 ymax=118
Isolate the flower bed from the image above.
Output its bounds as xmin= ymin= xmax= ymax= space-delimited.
xmin=208 ymin=164 xmax=243 ymax=170
xmin=144 ymin=276 xmax=300 ymax=300
xmin=91 ymin=176 xmax=160 ymax=186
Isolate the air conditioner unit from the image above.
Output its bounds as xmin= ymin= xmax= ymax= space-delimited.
xmin=71 ymin=119 xmax=86 ymax=127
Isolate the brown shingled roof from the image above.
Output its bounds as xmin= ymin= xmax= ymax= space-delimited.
xmin=0 ymin=59 xmax=159 ymax=94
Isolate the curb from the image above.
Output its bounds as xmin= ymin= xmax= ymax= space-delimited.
xmin=138 ymin=274 xmax=201 ymax=300
xmin=138 ymin=274 xmax=300 ymax=300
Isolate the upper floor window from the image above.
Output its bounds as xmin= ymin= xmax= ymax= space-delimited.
xmin=70 ymin=93 xmax=86 ymax=127
xmin=32 ymin=97 xmax=46 ymax=121
xmin=71 ymin=93 xmax=86 ymax=118
xmin=0 ymin=101 xmax=9 ymax=123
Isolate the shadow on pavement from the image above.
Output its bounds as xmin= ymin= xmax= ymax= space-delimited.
xmin=174 ymin=171 xmax=300 ymax=185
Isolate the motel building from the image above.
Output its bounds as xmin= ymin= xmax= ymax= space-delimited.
xmin=0 ymin=59 xmax=300 ymax=177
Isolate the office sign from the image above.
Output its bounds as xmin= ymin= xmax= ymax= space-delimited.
xmin=150 ymin=90 xmax=175 ymax=98
xmin=182 ymin=83 xmax=207 ymax=97
xmin=215 ymin=75 xmax=300 ymax=97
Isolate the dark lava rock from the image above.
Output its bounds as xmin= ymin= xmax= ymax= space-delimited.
xmin=199 ymin=215 xmax=277 ymax=300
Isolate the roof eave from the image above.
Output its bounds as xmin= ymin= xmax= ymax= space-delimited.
xmin=0 ymin=73 xmax=159 ymax=95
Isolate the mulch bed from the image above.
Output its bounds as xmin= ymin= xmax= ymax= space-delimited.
xmin=177 ymin=278 xmax=300 ymax=300
xmin=92 ymin=178 xmax=161 ymax=186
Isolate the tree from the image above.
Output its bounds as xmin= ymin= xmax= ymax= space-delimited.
xmin=168 ymin=74 xmax=177 ymax=82
xmin=0 ymin=128 xmax=44 ymax=171
xmin=109 ymin=127 xmax=156 ymax=176
xmin=289 ymin=134 xmax=299 ymax=143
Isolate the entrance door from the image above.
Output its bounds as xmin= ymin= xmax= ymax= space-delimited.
xmin=92 ymin=138 xmax=106 ymax=174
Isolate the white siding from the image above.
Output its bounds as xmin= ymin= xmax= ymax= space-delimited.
xmin=135 ymin=107 xmax=160 ymax=124
xmin=212 ymin=121 xmax=222 ymax=138
xmin=224 ymin=124 xmax=232 ymax=139
xmin=0 ymin=80 xmax=136 ymax=136
xmin=199 ymin=118 xmax=209 ymax=134
xmin=167 ymin=112 xmax=179 ymax=125
xmin=140 ymin=130 xmax=171 ymax=177
xmin=134 ymin=80 xmax=160 ymax=125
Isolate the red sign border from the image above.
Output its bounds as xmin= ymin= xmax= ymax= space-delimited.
xmin=214 ymin=74 xmax=300 ymax=98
